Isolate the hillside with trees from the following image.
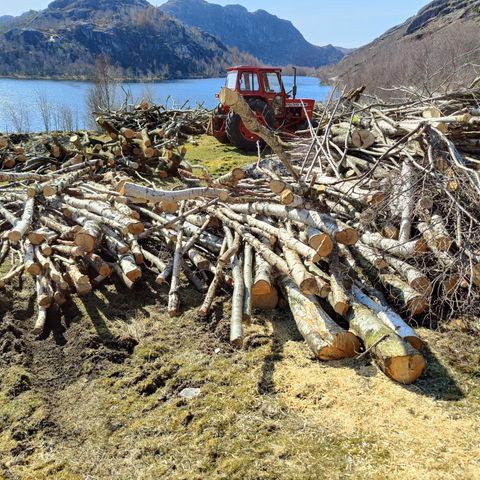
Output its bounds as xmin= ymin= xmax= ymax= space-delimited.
xmin=160 ymin=0 xmax=344 ymax=68
xmin=0 ymin=0 xmax=257 ymax=79
xmin=320 ymin=0 xmax=480 ymax=96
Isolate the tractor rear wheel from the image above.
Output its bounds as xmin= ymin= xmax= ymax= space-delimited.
xmin=225 ymin=98 xmax=275 ymax=151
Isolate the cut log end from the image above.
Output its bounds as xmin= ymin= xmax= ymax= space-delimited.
xmin=252 ymin=279 xmax=272 ymax=297
xmin=299 ymin=277 xmax=319 ymax=296
xmin=407 ymin=296 xmax=428 ymax=316
xmin=384 ymin=354 xmax=426 ymax=385
xmin=405 ymin=336 xmax=424 ymax=352
xmin=309 ymin=233 xmax=334 ymax=258
xmin=75 ymin=233 xmax=96 ymax=253
xmin=335 ymin=227 xmax=358 ymax=246
xmin=252 ymin=287 xmax=279 ymax=310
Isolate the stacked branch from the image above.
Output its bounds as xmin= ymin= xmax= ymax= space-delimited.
xmin=2 ymin=85 xmax=480 ymax=384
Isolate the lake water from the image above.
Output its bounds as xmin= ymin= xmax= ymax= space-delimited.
xmin=0 ymin=76 xmax=330 ymax=133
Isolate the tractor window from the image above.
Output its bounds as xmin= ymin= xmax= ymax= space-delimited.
xmin=239 ymin=72 xmax=259 ymax=92
xmin=226 ymin=71 xmax=237 ymax=90
xmin=264 ymin=73 xmax=282 ymax=93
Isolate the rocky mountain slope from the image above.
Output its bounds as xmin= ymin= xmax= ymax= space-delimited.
xmin=160 ymin=0 xmax=344 ymax=68
xmin=320 ymin=0 xmax=480 ymax=94
xmin=0 ymin=0 xmax=251 ymax=79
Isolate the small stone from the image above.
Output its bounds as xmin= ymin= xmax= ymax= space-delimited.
xmin=179 ymin=387 xmax=201 ymax=400
xmin=214 ymin=348 xmax=220 ymax=354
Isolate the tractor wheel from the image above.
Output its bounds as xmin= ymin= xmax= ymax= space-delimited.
xmin=212 ymin=104 xmax=229 ymax=144
xmin=225 ymin=98 xmax=275 ymax=151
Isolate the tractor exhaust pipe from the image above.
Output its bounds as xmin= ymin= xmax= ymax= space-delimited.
xmin=292 ymin=67 xmax=297 ymax=99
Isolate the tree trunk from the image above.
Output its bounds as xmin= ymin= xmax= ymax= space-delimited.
xmin=347 ymin=303 xmax=425 ymax=384
xmin=280 ymin=277 xmax=360 ymax=360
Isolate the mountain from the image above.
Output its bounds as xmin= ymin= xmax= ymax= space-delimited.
xmin=320 ymin=0 xmax=480 ymax=94
xmin=0 ymin=0 xmax=253 ymax=79
xmin=160 ymin=0 xmax=344 ymax=68
xmin=0 ymin=11 xmax=38 ymax=32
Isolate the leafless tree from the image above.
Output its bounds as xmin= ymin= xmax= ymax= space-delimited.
xmin=34 ymin=89 xmax=53 ymax=132
xmin=53 ymin=105 xmax=78 ymax=131
xmin=5 ymin=101 xmax=31 ymax=133
xmin=86 ymin=54 xmax=118 ymax=128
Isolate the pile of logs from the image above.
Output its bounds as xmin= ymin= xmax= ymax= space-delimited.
xmin=0 ymin=102 xmax=209 ymax=177
xmin=1 ymin=87 xmax=479 ymax=385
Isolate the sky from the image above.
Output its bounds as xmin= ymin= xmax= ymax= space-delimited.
xmin=1 ymin=0 xmax=431 ymax=48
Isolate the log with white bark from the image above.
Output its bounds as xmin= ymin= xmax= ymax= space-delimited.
xmin=380 ymin=274 xmax=428 ymax=316
xmin=360 ymin=233 xmax=427 ymax=258
xmin=243 ymin=243 xmax=253 ymax=323
xmin=62 ymin=196 xmax=144 ymax=235
xmin=327 ymin=249 xmax=350 ymax=317
xmin=347 ymin=303 xmax=425 ymax=384
xmin=36 ymin=275 xmax=53 ymax=308
xmin=168 ymin=211 xmax=185 ymax=317
xmin=397 ymin=163 xmax=415 ymax=244
xmin=213 ymin=168 xmax=245 ymax=187
xmin=119 ymin=182 xmax=229 ymax=204
xmin=23 ymin=241 xmax=41 ymax=276
xmin=199 ymin=237 xmax=229 ymax=317
xmin=67 ymin=263 xmax=92 ymax=295
xmin=33 ymin=307 xmax=48 ymax=335
xmin=229 ymin=203 xmax=358 ymax=245
xmin=225 ymin=228 xmax=244 ymax=347
xmin=74 ymin=219 xmax=102 ymax=254
xmin=383 ymin=254 xmax=432 ymax=293
xmin=280 ymin=277 xmax=360 ymax=360
xmin=8 ymin=198 xmax=35 ymax=243
xmin=352 ymin=285 xmax=423 ymax=350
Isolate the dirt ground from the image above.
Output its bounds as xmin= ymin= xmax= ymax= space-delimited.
xmin=1 ymin=256 xmax=479 ymax=480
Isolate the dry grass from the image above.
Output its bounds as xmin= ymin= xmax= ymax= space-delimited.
xmin=1 ymin=270 xmax=479 ymax=479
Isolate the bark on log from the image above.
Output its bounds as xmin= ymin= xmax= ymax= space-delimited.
xmin=229 ymin=203 xmax=357 ymax=245
xmin=119 ymin=182 xmax=229 ymax=204
xmin=380 ymin=274 xmax=428 ymax=316
xmin=280 ymin=277 xmax=360 ymax=360
xmin=225 ymin=228 xmax=244 ymax=347
xmin=352 ymin=286 xmax=423 ymax=350
xmin=33 ymin=307 xmax=48 ymax=335
xmin=168 ymin=215 xmax=185 ymax=317
xmin=347 ymin=303 xmax=425 ymax=384
xmin=243 ymin=243 xmax=253 ymax=323
xmin=360 ymin=233 xmax=427 ymax=258
xmin=8 ymin=198 xmax=34 ymax=243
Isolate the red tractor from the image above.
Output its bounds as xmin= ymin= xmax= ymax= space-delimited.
xmin=209 ymin=66 xmax=316 ymax=151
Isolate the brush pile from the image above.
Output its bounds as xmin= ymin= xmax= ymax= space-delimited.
xmin=0 ymin=101 xmax=210 ymax=177
xmin=1 ymin=87 xmax=479 ymax=385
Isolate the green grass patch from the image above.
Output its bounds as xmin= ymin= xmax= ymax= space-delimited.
xmin=184 ymin=135 xmax=256 ymax=177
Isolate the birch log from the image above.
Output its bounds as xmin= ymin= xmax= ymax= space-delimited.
xmin=347 ymin=303 xmax=425 ymax=384
xmin=280 ymin=277 xmax=360 ymax=360
xmin=8 ymin=198 xmax=34 ymax=243
xmin=352 ymin=286 xmax=423 ymax=350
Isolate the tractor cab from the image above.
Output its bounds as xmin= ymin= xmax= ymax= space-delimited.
xmin=210 ymin=66 xmax=316 ymax=151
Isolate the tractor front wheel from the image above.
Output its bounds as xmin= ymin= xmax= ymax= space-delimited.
xmin=211 ymin=104 xmax=229 ymax=144
xmin=225 ymin=98 xmax=275 ymax=151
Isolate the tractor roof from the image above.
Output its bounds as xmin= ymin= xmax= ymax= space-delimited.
xmin=227 ymin=66 xmax=282 ymax=73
